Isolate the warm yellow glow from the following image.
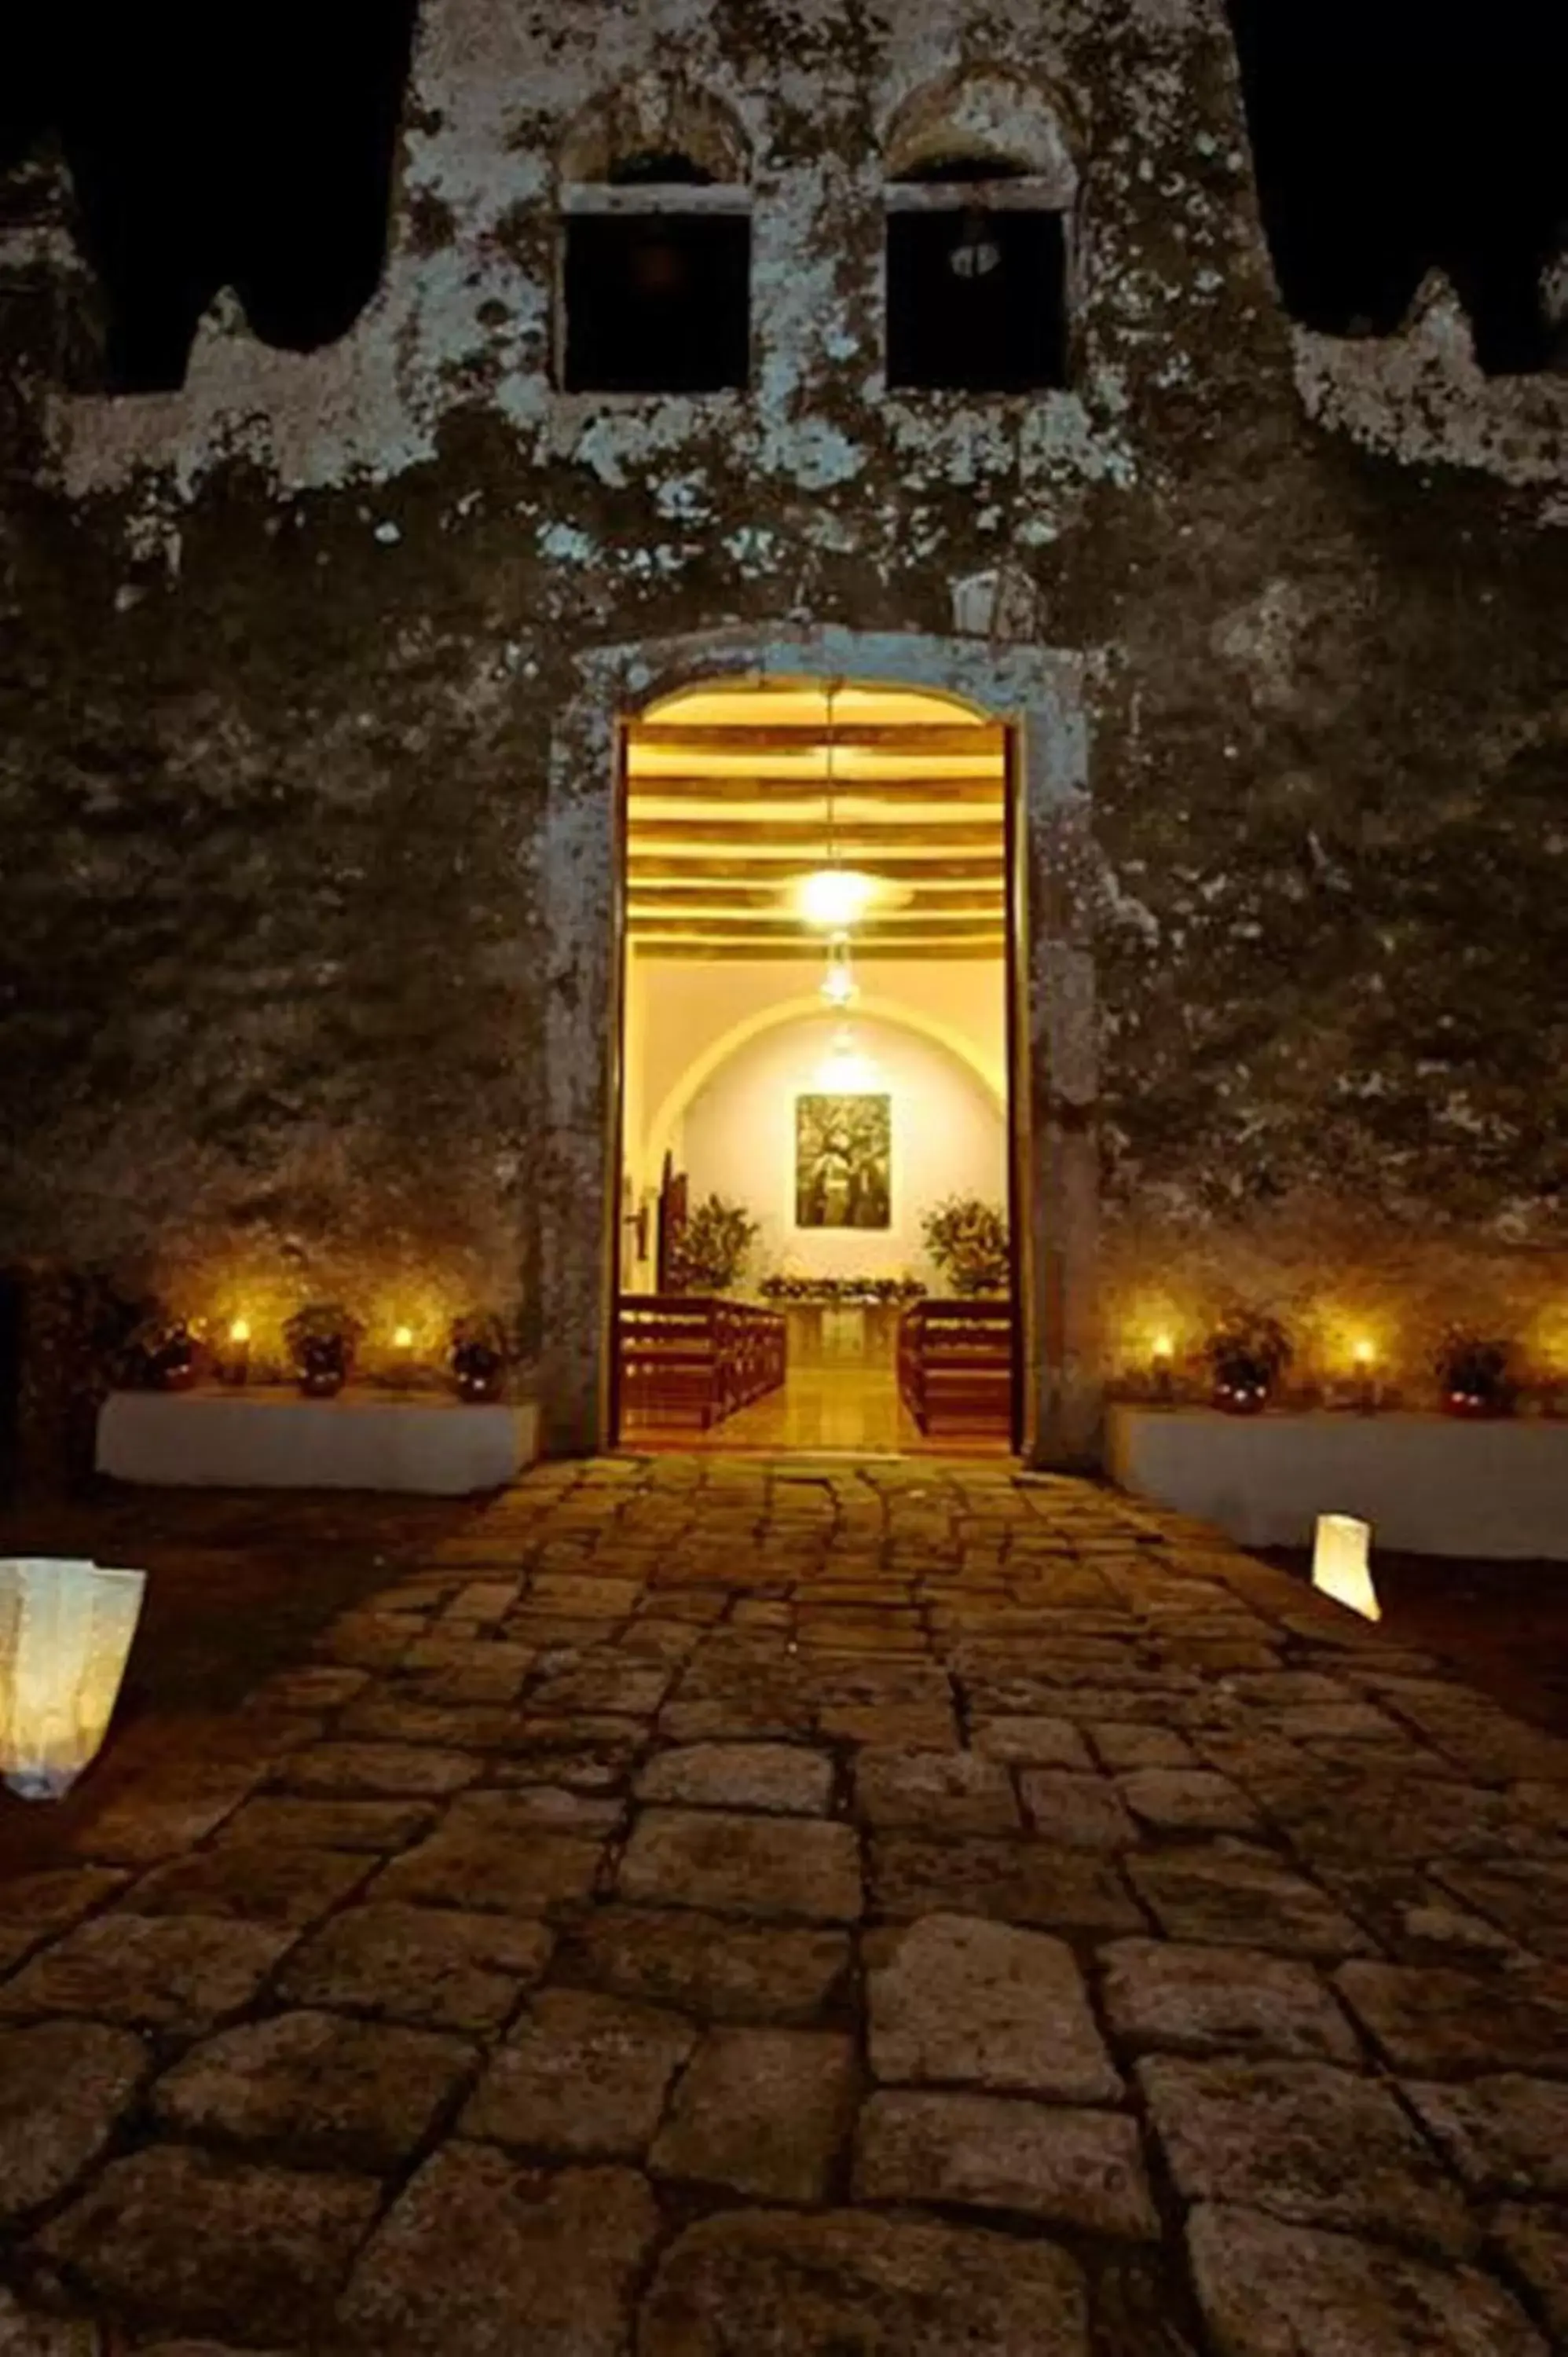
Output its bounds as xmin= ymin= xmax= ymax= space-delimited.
xmin=819 ymin=936 xmax=859 ymax=1008
xmin=229 ymin=1318 xmax=251 ymax=1346
xmin=641 ymin=680 xmax=991 ymax=730
xmin=816 ymin=1026 xmax=877 ymax=1092
xmin=393 ymin=1325 xmax=415 ymax=1350
xmin=0 ymin=1560 xmax=148 ymax=1799
xmin=1353 ymin=1338 xmax=1376 ymax=1367
xmin=1152 ymin=1332 xmax=1174 ymax=1364
xmin=1312 ymin=1515 xmax=1380 ymax=1622
xmin=795 ymin=868 xmax=881 ymax=928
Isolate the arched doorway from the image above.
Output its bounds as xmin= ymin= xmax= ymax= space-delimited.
xmin=611 ymin=674 xmax=1023 ymax=1455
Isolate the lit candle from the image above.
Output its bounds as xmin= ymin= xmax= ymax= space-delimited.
xmin=392 ymin=1324 xmax=415 ymax=1389
xmin=1352 ymin=1338 xmax=1377 ymax=1413
xmin=394 ymin=1325 xmax=414 ymax=1351
xmin=218 ymin=1317 xmax=251 ymax=1387
xmin=1152 ymin=1332 xmax=1174 ymax=1401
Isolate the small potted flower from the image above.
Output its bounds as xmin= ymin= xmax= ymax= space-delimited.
xmin=1434 ymin=1328 xmax=1513 ymax=1419
xmin=451 ymin=1310 xmax=509 ymax=1403
xmin=283 ymin=1303 xmax=363 ymax=1398
xmin=122 ymin=1310 xmax=197 ymax=1391
xmin=1204 ymin=1308 xmax=1291 ymax=1415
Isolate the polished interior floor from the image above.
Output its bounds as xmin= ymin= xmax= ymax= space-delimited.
xmin=623 ymin=1360 xmax=1012 ymax=1457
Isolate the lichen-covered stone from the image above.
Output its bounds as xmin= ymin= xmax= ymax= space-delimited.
xmin=1141 ymin=2057 xmax=1475 ymax=2254
xmin=866 ymin=1912 xmax=1121 ymax=2099
xmin=0 ymin=2021 xmax=148 ymax=2220
xmin=152 ymin=2009 xmax=476 ymax=2168
xmin=650 ymin=2026 xmax=857 ymax=2201
xmin=854 ymin=2091 xmax=1159 ymax=2242
xmin=463 ymin=1989 xmax=694 ymax=2159
xmin=1186 ymin=2202 xmax=1545 ymax=2356
xmin=336 ymin=2148 xmax=659 ymax=2356
xmin=639 ymin=2209 xmax=1091 ymax=2356
xmin=38 ymin=2147 xmax=380 ymax=2344
xmin=617 ymin=1808 xmax=863 ymax=1923
xmin=277 ymin=1901 xmax=554 ymax=2031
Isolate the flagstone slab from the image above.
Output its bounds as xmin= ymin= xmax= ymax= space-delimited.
xmin=214 ymin=1797 xmax=436 ymax=1854
xmin=280 ymin=1743 xmax=484 ymax=1798
xmin=650 ymin=2025 xmax=856 ymax=2201
xmin=639 ymin=2209 xmax=1090 ymax=2356
xmin=636 ymin=1743 xmax=834 ymax=1816
xmin=1186 ymin=2202 xmax=1545 ymax=2356
xmin=871 ymin=1835 xmax=1142 ymax=1935
xmin=1128 ymin=1851 xmax=1371 ymax=1959
xmin=336 ymin=2147 xmax=658 ymax=2356
xmin=463 ymin=1989 xmax=694 ymax=2159
xmin=0 ymin=1914 xmax=293 ymax=2035
xmin=1490 ymin=2204 xmax=1568 ymax=2343
xmin=124 ymin=1842 xmax=373 ymax=1930
xmin=277 ymin=1901 xmax=553 ymax=2031
xmin=854 ymin=2090 xmax=1158 ymax=2241
xmin=556 ymin=1904 xmax=849 ymax=2023
xmin=1334 ymin=1961 xmax=1568 ymax=2077
xmin=152 ymin=2009 xmax=474 ymax=2169
xmin=1100 ymin=1940 xmax=1361 ymax=2063
xmin=1401 ymin=2074 xmax=1568 ymax=2197
xmin=854 ymin=1747 xmax=1020 ymax=1835
xmin=0 ymin=2021 xmax=149 ymax=2220
xmin=372 ymin=1819 xmax=604 ymax=1918
xmin=1141 ymin=2056 xmax=1475 ymax=2254
xmin=618 ymin=1809 xmax=863 ymax=1923
xmin=38 ymin=2146 xmax=379 ymax=2345
xmin=866 ymin=1913 xmax=1120 ymax=2099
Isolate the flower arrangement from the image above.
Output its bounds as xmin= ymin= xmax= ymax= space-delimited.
xmin=1434 ymin=1327 xmax=1513 ymax=1418
xmin=121 ymin=1309 xmax=196 ymax=1391
xmin=451 ymin=1310 xmax=510 ymax=1403
xmin=283 ymin=1303 xmax=364 ymax=1398
xmin=921 ymin=1197 xmax=1010 ymax=1298
xmin=668 ymin=1195 xmax=758 ymax=1295
xmin=1203 ymin=1307 xmax=1291 ymax=1414
xmin=760 ymin=1274 xmax=927 ymax=1305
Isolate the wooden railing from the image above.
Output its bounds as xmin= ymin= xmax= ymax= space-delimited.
xmin=617 ymin=1296 xmax=787 ymax=1431
xmin=898 ymin=1299 xmax=1013 ymax=1437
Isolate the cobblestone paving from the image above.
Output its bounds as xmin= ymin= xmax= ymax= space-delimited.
xmin=2 ymin=1455 xmax=1567 ymax=2353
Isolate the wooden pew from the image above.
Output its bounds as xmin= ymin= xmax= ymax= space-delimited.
xmin=618 ymin=1296 xmax=786 ymax=1431
xmin=898 ymin=1299 xmax=1013 ymax=1437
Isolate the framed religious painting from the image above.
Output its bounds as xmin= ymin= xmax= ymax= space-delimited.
xmin=795 ymin=1093 xmax=892 ymax=1229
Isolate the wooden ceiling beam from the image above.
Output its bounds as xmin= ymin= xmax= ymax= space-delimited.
xmin=626 ymin=819 xmax=1006 ymax=850
xmin=631 ymin=723 xmax=1005 ymax=757
xmin=632 ymin=939 xmax=1007 ymax=962
xmin=627 ymin=853 xmax=1006 ymax=881
xmin=624 ymin=775 xmax=1005 ymax=805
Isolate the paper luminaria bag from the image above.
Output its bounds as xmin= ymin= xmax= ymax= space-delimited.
xmin=1310 ymin=1514 xmax=1380 ymax=1623
xmin=0 ymin=1558 xmax=148 ymax=1800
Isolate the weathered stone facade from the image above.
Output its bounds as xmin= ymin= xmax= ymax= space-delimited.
xmin=2 ymin=0 xmax=1566 ymax=1466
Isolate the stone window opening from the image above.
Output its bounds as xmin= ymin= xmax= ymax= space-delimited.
xmin=558 ymin=100 xmax=751 ymax=395
xmin=885 ymin=153 xmax=1072 ymax=394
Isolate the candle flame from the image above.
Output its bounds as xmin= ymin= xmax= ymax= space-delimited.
xmin=394 ymin=1325 xmax=414 ymax=1350
xmin=229 ymin=1319 xmax=251 ymax=1346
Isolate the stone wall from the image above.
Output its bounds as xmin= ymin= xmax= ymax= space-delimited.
xmin=1 ymin=0 xmax=1566 ymax=1469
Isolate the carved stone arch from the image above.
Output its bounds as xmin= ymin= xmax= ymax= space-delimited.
xmin=559 ymin=74 xmax=751 ymax=186
xmin=883 ymin=66 xmax=1083 ymax=199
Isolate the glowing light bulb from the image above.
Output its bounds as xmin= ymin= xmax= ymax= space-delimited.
xmin=797 ymin=868 xmax=878 ymax=929
xmin=229 ymin=1318 xmax=251 ymax=1346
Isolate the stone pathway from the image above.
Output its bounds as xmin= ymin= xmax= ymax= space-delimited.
xmin=2 ymin=1455 xmax=1566 ymax=2354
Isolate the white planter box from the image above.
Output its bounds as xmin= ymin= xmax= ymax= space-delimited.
xmin=1106 ymin=1405 xmax=1568 ymax=1560
xmin=97 ymin=1387 xmax=540 ymax=1497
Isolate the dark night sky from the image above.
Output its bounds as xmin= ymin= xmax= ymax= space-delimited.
xmin=2 ymin=2 xmax=1564 ymax=387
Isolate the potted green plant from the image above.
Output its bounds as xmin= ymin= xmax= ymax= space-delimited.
xmin=921 ymin=1197 xmax=1010 ymax=1297
xmin=1203 ymin=1308 xmax=1291 ymax=1414
xmin=451 ymin=1310 xmax=510 ymax=1402
xmin=668 ymin=1195 xmax=758 ymax=1295
xmin=1434 ymin=1327 xmax=1513 ymax=1418
xmin=283 ymin=1303 xmax=363 ymax=1398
